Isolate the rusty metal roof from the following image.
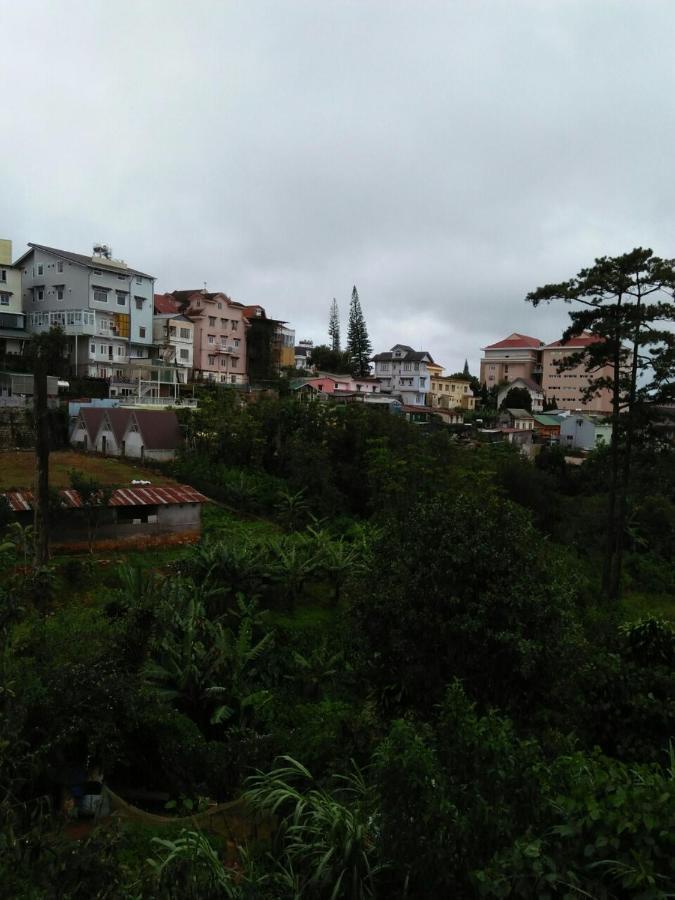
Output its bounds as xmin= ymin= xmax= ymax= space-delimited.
xmin=2 ymin=484 xmax=208 ymax=512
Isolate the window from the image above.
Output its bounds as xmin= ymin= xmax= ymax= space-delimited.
xmin=99 ymin=344 xmax=105 ymax=354
xmin=403 ymin=363 xmax=412 ymax=371
xmin=117 ymin=346 xmax=124 ymax=356
xmin=231 ymin=375 xmax=236 ymax=384
xmin=117 ymin=273 xmax=126 ymax=280
xmin=208 ymin=334 xmax=215 ymax=345
xmin=179 ymin=327 xmax=190 ymax=339
xmin=139 ymin=326 xmax=146 ymax=338
xmin=54 ymin=259 xmax=63 ymax=274
xmin=35 ymin=288 xmax=44 ymax=301
xmin=234 ymin=338 xmax=240 ymax=348
xmin=231 ymin=320 xmax=238 ymax=331
xmin=116 ymin=291 xmax=127 ymax=306
xmin=0 ymin=269 xmax=6 ymax=282
xmin=169 ymin=326 xmax=176 ymax=336
xmin=231 ymin=358 xmax=237 ymax=368
xmin=90 ymin=343 xmax=95 ymax=354
xmin=217 ymin=302 xmax=222 ymax=310
xmin=136 ymin=276 xmax=142 ymax=285
xmin=179 ymin=348 xmax=189 ymax=359
xmin=380 ymin=363 xmax=389 ymax=372
xmin=209 ymin=316 xmax=216 ymax=327
xmin=221 ymin=375 xmax=227 ymax=383
xmin=135 ymin=296 xmax=143 ymax=309
xmin=37 ymin=264 xmax=44 ymax=275
xmin=220 ymin=357 xmax=226 ymax=367
xmin=208 ymin=355 xmax=215 ymax=365
xmin=55 ymin=285 xmax=65 ymax=300
xmin=0 ymin=294 xmax=9 ymax=306
xmin=94 ymin=289 xmax=108 ymax=303
xmin=220 ymin=318 xmax=227 ymax=328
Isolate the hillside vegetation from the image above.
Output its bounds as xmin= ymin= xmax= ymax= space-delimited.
xmin=1 ymin=390 xmax=674 ymax=898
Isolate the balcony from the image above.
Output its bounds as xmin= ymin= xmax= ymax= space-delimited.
xmin=118 ymin=395 xmax=199 ymax=409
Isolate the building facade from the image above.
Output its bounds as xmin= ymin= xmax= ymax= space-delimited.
xmin=157 ymin=290 xmax=248 ymax=385
xmin=19 ymin=243 xmax=155 ymax=378
xmin=428 ymin=373 xmax=476 ymax=410
xmin=0 ymin=239 xmax=29 ymax=357
xmin=372 ymin=344 xmax=434 ymax=406
xmin=541 ymin=333 xmax=613 ymax=413
xmin=480 ymin=333 xmax=544 ymax=387
xmin=496 ymin=376 xmax=544 ymax=413
xmin=152 ymin=312 xmax=194 ymax=379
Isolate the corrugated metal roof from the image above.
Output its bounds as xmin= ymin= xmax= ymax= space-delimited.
xmin=2 ymin=484 xmax=208 ymax=512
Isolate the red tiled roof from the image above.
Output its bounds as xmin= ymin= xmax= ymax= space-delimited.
xmin=154 ymin=293 xmax=181 ymax=314
xmin=544 ymin=332 xmax=603 ymax=349
xmin=483 ymin=332 xmax=544 ymax=350
xmin=2 ymin=484 xmax=208 ymax=512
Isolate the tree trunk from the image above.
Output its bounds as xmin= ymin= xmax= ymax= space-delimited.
xmin=610 ymin=282 xmax=643 ymax=600
xmin=33 ymin=354 xmax=50 ymax=566
xmin=602 ymin=297 xmax=623 ymax=599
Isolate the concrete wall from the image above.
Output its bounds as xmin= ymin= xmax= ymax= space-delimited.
xmin=46 ymin=502 xmax=202 ymax=543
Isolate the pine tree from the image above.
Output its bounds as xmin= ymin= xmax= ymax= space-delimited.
xmin=463 ymin=358 xmax=470 ymax=377
xmin=346 ymin=285 xmax=372 ymax=377
xmin=328 ymin=298 xmax=340 ymax=352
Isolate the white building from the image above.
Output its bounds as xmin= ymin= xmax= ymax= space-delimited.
xmin=560 ymin=415 xmax=612 ymax=451
xmin=152 ymin=313 xmax=194 ymax=380
xmin=18 ymin=242 xmax=155 ymax=379
xmin=497 ymin=376 xmax=544 ymax=413
xmin=372 ymin=344 xmax=434 ymax=406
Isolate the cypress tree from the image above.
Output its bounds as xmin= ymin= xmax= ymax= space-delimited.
xmin=463 ymin=358 xmax=470 ymax=377
xmin=328 ymin=298 xmax=340 ymax=352
xmin=346 ymin=285 xmax=372 ymax=377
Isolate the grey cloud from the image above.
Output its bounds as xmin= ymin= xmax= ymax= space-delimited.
xmin=3 ymin=0 xmax=674 ymax=377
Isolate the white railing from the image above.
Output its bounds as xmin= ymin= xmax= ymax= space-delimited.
xmin=119 ymin=396 xmax=198 ymax=408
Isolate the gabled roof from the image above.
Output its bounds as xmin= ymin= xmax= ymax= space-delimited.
xmin=544 ymin=332 xmax=603 ymax=349
xmin=132 ymin=410 xmax=181 ymax=449
xmin=16 ymin=243 xmax=154 ymax=279
xmin=77 ymin=407 xmax=107 ymax=442
xmin=372 ymin=346 xmax=435 ymax=364
xmin=105 ymin=408 xmax=133 ymax=445
xmin=533 ymin=414 xmax=562 ymax=427
xmin=505 ymin=408 xmax=534 ymax=419
xmin=483 ymin=332 xmax=544 ymax=350
xmin=499 ymin=376 xmax=543 ymax=394
xmin=76 ymin=407 xmax=180 ymax=450
xmin=154 ymin=293 xmax=181 ymax=314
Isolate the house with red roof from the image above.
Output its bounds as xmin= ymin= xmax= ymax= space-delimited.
xmin=479 ymin=333 xmax=544 ymax=388
xmin=2 ymin=483 xmax=208 ymax=549
xmin=541 ymin=332 xmax=613 ymax=414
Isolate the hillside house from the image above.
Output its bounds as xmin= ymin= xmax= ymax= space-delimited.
xmin=559 ymin=415 xmax=612 ymax=451
xmin=497 ymin=376 xmax=544 ymax=413
xmin=498 ymin=408 xmax=535 ymax=430
xmin=2 ymin=484 xmax=208 ymax=547
xmin=372 ymin=345 xmax=434 ymax=406
xmin=70 ymin=407 xmax=181 ymax=461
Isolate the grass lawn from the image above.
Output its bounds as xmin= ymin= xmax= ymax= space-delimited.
xmin=0 ymin=450 xmax=176 ymax=491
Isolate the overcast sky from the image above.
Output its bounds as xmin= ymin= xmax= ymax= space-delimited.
xmin=2 ymin=0 xmax=674 ymax=373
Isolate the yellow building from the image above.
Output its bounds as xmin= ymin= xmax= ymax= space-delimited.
xmin=428 ymin=373 xmax=476 ymax=410
xmin=0 ymin=239 xmax=29 ymax=356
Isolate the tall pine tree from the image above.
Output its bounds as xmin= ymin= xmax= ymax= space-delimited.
xmin=346 ymin=285 xmax=372 ymax=377
xmin=328 ymin=298 xmax=340 ymax=352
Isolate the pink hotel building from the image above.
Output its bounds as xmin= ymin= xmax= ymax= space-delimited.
xmin=480 ymin=331 xmax=613 ymax=414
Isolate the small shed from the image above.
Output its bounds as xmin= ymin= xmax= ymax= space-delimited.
xmin=2 ymin=484 xmax=209 ymax=548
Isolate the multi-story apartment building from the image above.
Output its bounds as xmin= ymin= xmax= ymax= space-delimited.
xmin=18 ymin=243 xmax=155 ymax=377
xmin=372 ymin=344 xmax=434 ymax=406
xmin=428 ymin=373 xmax=476 ymax=410
xmin=158 ymin=290 xmax=248 ymax=384
xmin=479 ymin=333 xmax=544 ymax=387
xmin=0 ymin=239 xmax=29 ymax=357
xmin=153 ymin=295 xmax=194 ymax=381
xmin=541 ymin=333 xmax=613 ymax=413
xmin=241 ymin=305 xmax=294 ymax=378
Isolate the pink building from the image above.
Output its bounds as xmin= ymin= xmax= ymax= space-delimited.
xmin=297 ymin=373 xmax=381 ymax=395
xmin=480 ymin=333 xmax=544 ymax=387
xmin=541 ymin=333 xmax=613 ymax=413
xmin=155 ymin=290 xmax=249 ymax=385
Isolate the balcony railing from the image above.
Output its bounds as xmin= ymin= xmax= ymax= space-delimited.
xmin=119 ymin=396 xmax=199 ymax=408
